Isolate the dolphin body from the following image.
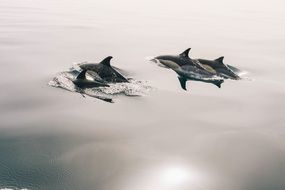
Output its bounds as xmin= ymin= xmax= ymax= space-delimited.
xmin=72 ymin=69 xmax=109 ymax=89
xmin=152 ymin=48 xmax=224 ymax=90
xmin=196 ymin=57 xmax=241 ymax=80
xmin=79 ymin=56 xmax=129 ymax=83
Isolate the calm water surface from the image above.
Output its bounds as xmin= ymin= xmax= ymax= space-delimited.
xmin=1 ymin=0 xmax=285 ymax=189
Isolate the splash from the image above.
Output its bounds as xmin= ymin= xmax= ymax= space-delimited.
xmin=48 ymin=67 xmax=153 ymax=103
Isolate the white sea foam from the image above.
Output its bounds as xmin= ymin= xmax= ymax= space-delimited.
xmin=49 ymin=67 xmax=153 ymax=102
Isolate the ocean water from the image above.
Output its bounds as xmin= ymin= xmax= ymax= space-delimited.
xmin=0 ymin=0 xmax=285 ymax=189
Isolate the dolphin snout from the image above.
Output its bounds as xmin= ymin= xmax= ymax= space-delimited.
xmin=149 ymin=58 xmax=172 ymax=69
xmin=150 ymin=58 xmax=158 ymax=63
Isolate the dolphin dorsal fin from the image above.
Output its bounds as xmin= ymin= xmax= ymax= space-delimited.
xmin=76 ymin=70 xmax=87 ymax=79
xmin=179 ymin=48 xmax=191 ymax=58
xmin=215 ymin=56 xmax=224 ymax=63
xmin=100 ymin=56 xmax=113 ymax=66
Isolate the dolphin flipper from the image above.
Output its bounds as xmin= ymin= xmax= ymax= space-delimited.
xmin=212 ymin=79 xmax=224 ymax=88
xmin=178 ymin=76 xmax=187 ymax=90
xmin=76 ymin=70 xmax=87 ymax=79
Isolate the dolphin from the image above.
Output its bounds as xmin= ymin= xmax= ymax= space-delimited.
xmin=79 ymin=56 xmax=129 ymax=83
xmin=152 ymin=48 xmax=224 ymax=90
xmin=196 ymin=57 xmax=241 ymax=80
xmin=154 ymin=48 xmax=208 ymax=70
xmin=72 ymin=69 xmax=109 ymax=89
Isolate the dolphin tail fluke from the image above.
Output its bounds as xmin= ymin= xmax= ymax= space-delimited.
xmin=178 ymin=76 xmax=187 ymax=90
xmin=212 ymin=79 xmax=224 ymax=88
xmin=76 ymin=69 xmax=87 ymax=79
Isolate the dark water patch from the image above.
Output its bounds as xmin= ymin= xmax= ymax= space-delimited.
xmin=0 ymin=130 xmax=98 ymax=190
xmin=0 ymin=135 xmax=69 ymax=189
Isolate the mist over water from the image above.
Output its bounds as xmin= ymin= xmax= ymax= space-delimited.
xmin=1 ymin=0 xmax=285 ymax=189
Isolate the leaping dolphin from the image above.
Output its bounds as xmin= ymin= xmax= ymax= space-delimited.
xmin=196 ymin=57 xmax=241 ymax=80
xmin=79 ymin=56 xmax=129 ymax=83
xmin=152 ymin=48 xmax=224 ymax=90
xmin=72 ymin=69 xmax=109 ymax=89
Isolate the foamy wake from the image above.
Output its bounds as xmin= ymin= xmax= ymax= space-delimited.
xmin=48 ymin=68 xmax=153 ymax=102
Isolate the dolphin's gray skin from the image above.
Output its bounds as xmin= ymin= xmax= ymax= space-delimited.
xmin=72 ymin=69 xmax=109 ymax=89
xmin=175 ymin=65 xmax=224 ymax=90
xmin=152 ymin=48 xmax=224 ymax=90
xmin=79 ymin=56 xmax=129 ymax=83
xmin=196 ymin=57 xmax=241 ymax=80
xmin=155 ymin=48 xmax=207 ymax=70
xmin=227 ymin=65 xmax=242 ymax=75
